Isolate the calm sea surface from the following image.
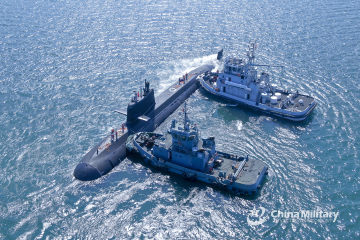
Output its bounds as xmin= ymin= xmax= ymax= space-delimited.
xmin=1 ymin=0 xmax=359 ymax=239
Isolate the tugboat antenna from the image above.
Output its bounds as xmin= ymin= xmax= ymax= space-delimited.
xmin=184 ymin=101 xmax=188 ymax=124
xmin=247 ymin=41 xmax=257 ymax=66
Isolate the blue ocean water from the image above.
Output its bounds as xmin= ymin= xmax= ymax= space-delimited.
xmin=1 ymin=0 xmax=359 ymax=238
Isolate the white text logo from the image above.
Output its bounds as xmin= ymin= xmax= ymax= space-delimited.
xmin=247 ymin=207 xmax=339 ymax=226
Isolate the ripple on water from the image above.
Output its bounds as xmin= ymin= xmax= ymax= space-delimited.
xmin=1 ymin=0 xmax=360 ymax=238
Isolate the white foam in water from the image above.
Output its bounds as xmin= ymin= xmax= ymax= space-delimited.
xmin=156 ymin=54 xmax=220 ymax=95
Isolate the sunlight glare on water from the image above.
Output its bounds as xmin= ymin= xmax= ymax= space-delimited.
xmin=0 ymin=0 xmax=359 ymax=239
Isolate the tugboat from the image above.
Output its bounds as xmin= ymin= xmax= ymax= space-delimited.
xmin=200 ymin=42 xmax=317 ymax=121
xmin=126 ymin=102 xmax=268 ymax=195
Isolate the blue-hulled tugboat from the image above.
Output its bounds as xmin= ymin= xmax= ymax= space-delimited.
xmin=126 ymin=102 xmax=268 ymax=195
xmin=200 ymin=42 xmax=317 ymax=121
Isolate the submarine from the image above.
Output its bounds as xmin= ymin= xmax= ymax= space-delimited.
xmin=73 ymin=52 xmax=223 ymax=181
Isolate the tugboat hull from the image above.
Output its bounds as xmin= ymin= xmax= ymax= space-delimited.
xmin=200 ymin=77 xmax=317 ymax=121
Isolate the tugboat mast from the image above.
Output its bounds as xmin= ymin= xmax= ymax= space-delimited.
xmin=184 ymin=102 xmax=188 ymax=123
xmin=183 ymin=101 xmax=190 ymax=131
xmin=247 ymin=41 xmax=257 ymax=66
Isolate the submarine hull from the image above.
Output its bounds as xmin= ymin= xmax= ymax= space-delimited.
xmin=74 ymin=64 xmax=214 ymax=181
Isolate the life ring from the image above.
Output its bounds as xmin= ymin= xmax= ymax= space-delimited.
xmin=178 ymin=141 xmax=181 ymax=145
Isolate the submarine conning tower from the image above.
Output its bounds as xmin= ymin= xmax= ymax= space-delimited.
xmin=126 ymin=79 xmax=155 ymax=134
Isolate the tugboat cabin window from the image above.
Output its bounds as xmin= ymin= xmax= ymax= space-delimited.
xmin=188 ymin=136 xmax=195 ymax=141
xmin=172 ymin=133 xmax=178 ymax=139
xmin=181 ymin=136 xmax=187 ymax=141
